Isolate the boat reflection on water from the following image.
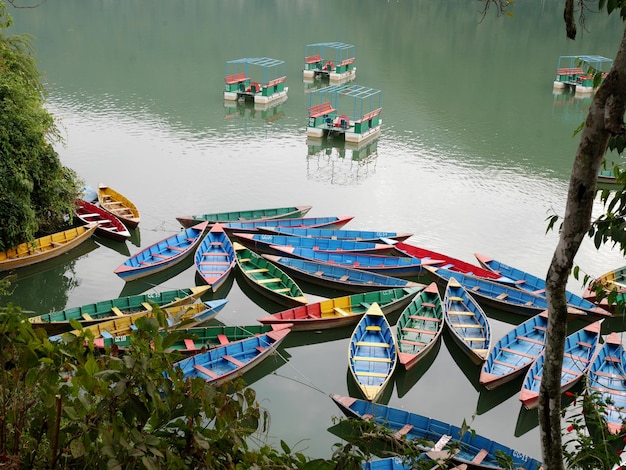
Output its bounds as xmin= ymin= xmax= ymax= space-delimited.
xmin=223 ymin=95 xmax=287 ymax=125
xmin=94 ymin=234 xmax=130 ymax=257
xmin=394 ymin=336 xmax=441 ymax=399
xmin=281 ymin=324 xmax=354 ymax=350
xmin=233 ymin=269 xmax=290 ymax=315
xmin=443 ymin=329 xmax=482 ymax=393
xmin=128 ymin=227 xmax=141 ymax=248
xmin=237 ymin=345 xmax=292 ymax=389
xmin=306 ymin=138 xmax=378 ymax=185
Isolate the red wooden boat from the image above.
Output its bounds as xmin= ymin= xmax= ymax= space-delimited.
xmin=74 ymin=199 xmax=131 ymax=242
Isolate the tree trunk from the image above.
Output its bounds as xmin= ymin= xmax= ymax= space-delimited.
xmin=540 ymin=26 xmax=626 ymax=469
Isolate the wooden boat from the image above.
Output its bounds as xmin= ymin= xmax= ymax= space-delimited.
xmin=95 ymin=323 xmax=291 ymax=353
xmin=583 ymin=265 xmax=626 ymax=312
xmin=231 ymin=232 xmax=396 ymax=256
xmin=263 ymin=255 xmax=424 ymax=293
xmin=176 ymin=205 xmax=312 ymax=229
xmin=348 ymin=302 xmax=398 ymax=402
xmin=114 ymin=221 xmax=209 ymax=281
xmin=222 ymin=215 xmax=354 ymax=234
xmin=394 ymin=242 xmax=512 ymax=283
xmin=519 ymin=319 xmax=601 ymax=409
xmin=0 ymin=223 xmax=98 ymax=272
xmin=233 ymin=241 xmax=307 ymax=307
xmin=396 ymin=282 xmax=444 ymax=370
xmin=258 ymin=226 xmax=413 ymax=243
xmin=257 ymin=287 xmax=422 ymax=331
xmin=97 ymin=183 xmax=140 ymax=228
xmin=426 ymin=266 xmax=610 ymax=319
xmin=269 ymin=246 xmax=433 ymax=278
xmin=330 ymin=393 xmax=544 ymax=470
xmin=587 ymin=332 xmax=626 ymax=434
xmin=173 ymin=327 xmax=290 ymax=386
xmin=443 ymin=277 xmax=492 ymax=365
xmin=474 ymin=253 xmax=609 ymax=317
xmin=194 ymin=223 xmax=236 ymax=292
xmin=479 ymin=312 xmax=549 ymax=390
xmin=28 ymin=285 xmax=210 ymax=335
xmin=362 ymin=456 xmax=467 ymax=470
xmin=75 ymin=199 xmax=131 ymax=241
xmin=55 ymin=299 xmax=229 ymax=341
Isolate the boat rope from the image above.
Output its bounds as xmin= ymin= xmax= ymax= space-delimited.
xmin=268 ymin=369 xmax=328 ymax=396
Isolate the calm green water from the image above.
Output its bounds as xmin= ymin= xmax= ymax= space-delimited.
xmin=7 ymin=0 xmax=626 ymax=461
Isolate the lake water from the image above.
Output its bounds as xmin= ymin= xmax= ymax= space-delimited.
xmin=7 ymin=0 xmax=626 ymax=462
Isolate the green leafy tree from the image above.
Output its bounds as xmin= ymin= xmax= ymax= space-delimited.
xmin=0 ymin=2 xmax=81 ymax=251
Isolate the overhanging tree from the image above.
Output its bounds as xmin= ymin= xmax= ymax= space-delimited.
xmin=0 ymin=2 xmax=81 ymax=252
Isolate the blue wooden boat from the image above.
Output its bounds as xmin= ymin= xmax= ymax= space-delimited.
xmin=114 ymin=221 xmax=209 ymax=281
xmin=222 ymin=215 xmax=354 ymax=234
xmin=443 ymin=277 xmax=492 ymax=365
xmin=257 ymin=287 xmax=421 ymax=331
xmin=474 ymin=253 xmax=610 ymax=317
xmin=348 ymin=302 xmax=398 ymax=402
xmin=396 ymin=282 xmax=444 ymax=370
xmin=330 ymin=393 xmax=543 ymax=470
xmin=426 ymin=266 xmax=609 ymax=320
xmin=233 ymin=241 xmax=307 ymax=307
xmin=479 ymin=312 xmax=549 ymax=390
xmin=520 ymin=319 xmax=601 ymax=409
xmin=194 ymin=223 xmax=236 ymax=292
xmin=173 ymin=327 xmax=290 ymax=386
xmin=262 ymin=255 xmax=424 ymax=293
xmin=362 ymin=456 xmax=466 ymax=470
xmin=258 ymin=226 xmax=413 ymax=243
xmin=176 ymin=205 xmax=313 ymax=228
xmin=269 ymin=246 xmax=433 ymax=278
xmin=587 ymin=332 xmax=626 ymax=434
xmin=232 ymin=232 xmax=394 ymax=256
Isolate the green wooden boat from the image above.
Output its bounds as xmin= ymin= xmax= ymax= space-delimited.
xmin=234 ymin=242 xmax=307 ymax=307
xmin=94 ymin=323 xmax=291 ymax=354
xmin=28 ymin=286 xmax=211 ymax=335
xmin=176 ymin=205 xmax=312 ymax=229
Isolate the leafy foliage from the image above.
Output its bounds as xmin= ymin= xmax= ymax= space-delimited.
xmin=0 ymin=3 xmax=81 ymax=251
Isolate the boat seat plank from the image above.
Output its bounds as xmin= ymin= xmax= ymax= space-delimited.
xmin=273 ymin=287 xmax=292 ymax=293
xmin=167 ymin=245 xmax=185 ymax=252
xmin=593 ymin=370 xmax=626 ymax=379
xmin=517 ymin=335 xmax=543 ymax=345
xmin=151 ymin=253 xmax=170 ymax=259
xmin=365 ymin=325 xmax=382 ymax=331
xmin=451 ymin=323 xmax=483 ymax=329
xmin=217 ymin=334 xmax=229 ymax=345
xmin=563 ymin=352 xmax=588 ymax=363
xmin=258 ymin=278 xmax=282 ymax=284
xmin=463 ymin=336 xmax=486 ymax=342
xmin=421 ymin=302 xmax=437 ymax=308
xmin=354 ymin=371 xmax=388 ymax=378
xmin=80 ymin=213 xmax=100 ymax=218
xmin=492 ymin=359 xmax=517 ymax=369
xmin=223 ymin=355 xmax=246 ymax=367
xmin=447 ymin=310 xmax=474 ymax=316
xmin=409 ymin=315 xmax=441 ymax=322
xmin=184 ymin=339 xmax=196 ymax=350
xmin=400 ymin=339 xmax=427 ymax=347
xmin=394 ymin=424 xmax=414 ymax=437
xmin=352 ymin=356 xmax=392 ymax=363
xmin=141 ymin=302 xmax=153 ymax=310
xmin=199 ymin=261 xmax=232 ymax=265
xmin=101 ymin=331 xmax=113 ymax=339
xmin=496 ymin=293 xmax=508 ymax=300
xmin=194 ymin=364 xmax=219 ymax=379
xmin=472 ymin=449 xmax=489 ymax=464
xmin=355 ymin=341 xmax=390 ymax=348
xmin=402 ymin=327 xmax=437 ymax=335
xmin=333 ymin=307 xmax=351 ymax=316
xmin=534 ymin=325 xmax=547 ymax=332
xmin=606 ymin=356 xmax=622 ymax=363
xmin=256 ymin=346 xmax=267 ymax=353
xmin=201 ymin=252 xmax=227 ymax=256
xmin=81 ymin=313 xmax=94 ymax=321
xmin=245 ymin=268 xmax=269 ymax=274
xmin=339 ymin=275 xmax=350 ymax=281
xmin=501 ymin=347 xmax=535 ymax=359
xmin=577 ymin=341 xmax=592 ymax=348
xmin=448 ymin=296 xmax=465 ymax=302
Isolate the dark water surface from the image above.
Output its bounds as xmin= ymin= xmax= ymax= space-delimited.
xmin=7 ymin=0 xmax=626 ymax=461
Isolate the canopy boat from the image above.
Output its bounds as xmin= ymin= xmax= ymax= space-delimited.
xmin=94 ymin=323 xmax=291 ymax=353
xmin=474 ymin=253 xmax=609 ymax=317
xmin=443 ymin=277 xmax=491 ymax=365
xmin=53 ymin=299 xmax=228 ymax=342
xmin=520 ymin=319 xmax=601 ymax=409
xmin=97 ymin=183 xmax=140 ymax=228
xmin=263 ymin=255 xmax=423 ymax=293
xmin=394 ymin=242 xmax=512 ymax=283
xmin=114 ymin=221 xmax=209 ymax=281
xmin=269 ymin=246 xmax=433 ymax=278
xmin=74 ymin=199 xmax=130 ymax=242
xmin=194 ymin=223 xmax=236 ymax=292
xmin=231 ymin=232 xmax=395 ymax=256
xmin=348 ymin=302 xmax=398 ymax=402
xmin=258 ymin=226 xmax=413 ymax=243
xmin=479 ymin=312 xmax=549 ymax=390
xmin=0 ymin=223 xmax=98 ymax=272
xmin=222 ymin=215 xmax=354 ymax=234
xmin=257 ymin=287 xmax=422 ymax=331
xmin=28 ymin=286 xmax=210 ymax=335
xmin=233 ymin=241 xmax=307 ymax=307
xmin=396 ymin=282 xmax=444 ymax=371
xmin=173 ymin=327 xmax=290 ymax=386
xmin=176 ymin=205 xmax=312 ymax=229
xmin=330 ymin=393 xmax=543 ymax=470
xmin=587 ymin=332 xmax=626 ymax=434
xmin=426 ymin=266 xmax=609 ymax=320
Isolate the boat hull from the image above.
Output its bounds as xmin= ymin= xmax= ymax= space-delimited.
xmin=176 ymin=205 xmax=312 ymax=229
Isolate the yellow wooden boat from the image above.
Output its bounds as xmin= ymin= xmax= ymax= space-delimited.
xmin=97 ymin=183 xmax=141 ymax=228
xmin=0 ymin=223 xmax=98 ymax=272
